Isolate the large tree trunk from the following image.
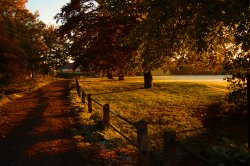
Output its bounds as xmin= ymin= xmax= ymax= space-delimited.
xmin=144 ymin=70 xmax=153 ymax=88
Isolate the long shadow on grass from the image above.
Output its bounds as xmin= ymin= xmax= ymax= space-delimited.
xmin=91 ymin=86 xmax=144 ymax=96
xmin=79 ymin=78 xmax=122 ymax=83
xmin=69 ymin=95 xmax=106 ymax=143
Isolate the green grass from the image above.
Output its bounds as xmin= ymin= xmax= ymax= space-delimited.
xmin=72 ymin=76 xmax=250 ymax=165
xmin=78 ymin=77 xmax=228 ymax=146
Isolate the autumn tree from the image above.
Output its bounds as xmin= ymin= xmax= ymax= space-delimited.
xmin=56 ymin=0 xmax=141 ymax=79
xmin=42 ymin=25 xmax=70 ymax=75
xmin=132 ymin=0 xmax=249 ymax=107
xmin=223 ymin=46 xmax=249 ymax=112
xmin=126 ymin=0 xmax=249 ymax=89
xmin=21 ymin=14 xmax=47 ymax=79
xmin=0 ymin=0 xmax=30 ymax=84
xmin=56 ymin=0 xmax=249 ymax=90
xmin=0 ymin=0 xmax=47 ymax=86
xmin=221 ymin=1 xmax=250 ymax=113
xmin=183 ymin=0 xmax=250 ymax=112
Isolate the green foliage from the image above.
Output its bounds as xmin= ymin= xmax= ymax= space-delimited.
xmin=209 ymin=138 xmax=250 ymax=166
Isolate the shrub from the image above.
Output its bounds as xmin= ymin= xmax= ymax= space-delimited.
xmin=224 ymin=48 xmax=249 ymax=113
xmin=209 ymin=138 xmax=250 ymax=166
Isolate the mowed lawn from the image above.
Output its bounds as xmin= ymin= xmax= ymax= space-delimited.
xmin=78 ymin=76 xmax=228 ymax=150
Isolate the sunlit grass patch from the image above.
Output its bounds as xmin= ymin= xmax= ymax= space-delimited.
xmin=74 ymin=77 xmax=232 ymax=165
xmin=78 ymin=77 xmax=228 ymax=153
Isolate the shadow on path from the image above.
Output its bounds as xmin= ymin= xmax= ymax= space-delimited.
xmin=0 ymin=80 xmax=86 ymax=166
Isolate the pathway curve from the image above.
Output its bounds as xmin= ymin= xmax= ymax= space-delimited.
xmin=0 ymin=80 xmax=86 ymax=166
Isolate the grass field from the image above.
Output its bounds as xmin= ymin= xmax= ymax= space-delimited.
xmin=75 ymin=76 xmax=248 ymax=164
xmin=78 ymin=78 xmax=227 ymax=138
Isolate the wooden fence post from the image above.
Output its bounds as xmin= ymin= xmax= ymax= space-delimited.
xmin=82 ymin=92 xmax=85 ymax=104
xmin=247 ymin=74 xmax=250 ymax=150
xmin=164 ymin=130 xmax=177 ymax=166
xmin=137 ymin=120 xmax=150 ymax=166
xmin=103 ymin=104 xmax=110 ymax=128
xmin=87 ymin=94 xmax=92 ymax=113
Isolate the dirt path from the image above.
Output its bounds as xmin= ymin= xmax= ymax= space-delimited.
xmin=0 ymin=80 xmax=86 ymax=166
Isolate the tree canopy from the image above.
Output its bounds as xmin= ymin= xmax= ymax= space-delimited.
xmin=42 ymin=25 xmax=70 ymax=72
xmin=57 ymin=0 xmax=249 ymax=72
xmin=0 ymin=0 xmax=69 ymax=87
xmin=0 ymin=0 xmax=45 ymax=84
xmin=56 ymin=0 xmax=141 ymax=77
